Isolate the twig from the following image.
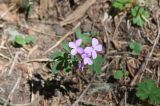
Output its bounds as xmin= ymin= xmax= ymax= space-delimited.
xmin=45 ymin=22 xmax=80 ymax=54
xmin=8 ymin=52 xmax=21 ymax=76
xmin=45 ymin=31 xmax=73 ymax=54
xmin=0 ymin=46 xmax=7 ymax=49
xmin=0 ymin=4 xmax=16 ymax=19
xmin=20 ymin=58 xmax=53 ymax=63
xmin=0 ymin=53 xmax=11 ymax=60
xmin=3 ymin=73 xmax=22 ymax=106
xmin=130 ymin=17 xmax=160 ymax=86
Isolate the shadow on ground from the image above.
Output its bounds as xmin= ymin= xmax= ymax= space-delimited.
xmin=28 ymin=73 xmax=79 ymax=99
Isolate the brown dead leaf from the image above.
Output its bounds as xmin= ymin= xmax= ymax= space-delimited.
xmin=60 ymin=0 xmax=96 ymax=26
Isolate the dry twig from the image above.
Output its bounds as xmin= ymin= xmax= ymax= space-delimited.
xmin=0 ymin=4 xmax=16 ymax=19
xmin=45 ymin=22 xmax=80 ymax=54
xmin=8 ymin=52 xmax=21 ymax=76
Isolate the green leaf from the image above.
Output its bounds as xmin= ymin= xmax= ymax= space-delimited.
xmin=136 ymin=79 xmax=160 ymax=105
xmin=15 ymin=35 xmax=26 ymax=46
xmin=149 ymin=88 xmax=160 ymax=105
xmin=136 ymin=80 xmax=155 ymax=100
xmin=131 ymin=6 xmax=150 ymax=26
xmin=114 ymin=70 xmax=124 ymax=79
xmin=50 ymin=51 xmax=64 ymax=60
xmin=61 ymin=42 xmax=70 ymax=53
xmin=129 ymin=41 xmax=143 ymax=55
xmin=75 ymin=29 xmax=91 ymax=44
xmin=51 ymin=62 xmax=60 ymax=74
xmin=112 ymin=0 xmax=131 ymax=10
xmin=25 ymin=36 xmax=36 ymax=44
xmin=89 ymin=56 xmax=104 ymax=74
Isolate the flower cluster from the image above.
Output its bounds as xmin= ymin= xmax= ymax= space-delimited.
xmin=69 ymin=38 xmax=102 ymax=67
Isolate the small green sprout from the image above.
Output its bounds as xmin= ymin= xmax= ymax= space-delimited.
xmin=129 ymin=41 xmax=143 ymax=55
xmin=15 ymin=35 xmax=35 ymax=46
xmin=114 ymin=69 xmax=128 ymax=79
xmin=136 ymin=79 xmax=160 ymax=105
xmin=131 ymin=6 xmax=150 ymax=26
xmin=112 ymin=0 xmax=132 ymax=10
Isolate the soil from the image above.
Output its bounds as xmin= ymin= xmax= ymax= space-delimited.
xmin=0 ymin=0 xmax=160 ymax=106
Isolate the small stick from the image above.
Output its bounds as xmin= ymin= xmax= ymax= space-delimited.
xmin=3 ymin=73 xmax=22 ymax=106
xmin=8 ymin=52 xmax=21 ymax=76
xmin=0 ymin=4 xmax=16 ymax=19
xmin=45 ymin=31 xmax=73 ymax=54
xmin=45 ymin=22 xmax=80 ymax=54
xmin=0 ymin=46 xmax=7 ymax=49
xmin=20 ymin=58 xmax=53 ymax=63
xmin=0 ymin=53 xmax=11 ymax=60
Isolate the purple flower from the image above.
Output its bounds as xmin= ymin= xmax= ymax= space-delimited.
xmin=81 ymin=53 xmax=93 ymax=65
xmin=69 ymin=39 xmax=83 ymax=55
xmin=84 ymin=38 xmax=102 ymax=59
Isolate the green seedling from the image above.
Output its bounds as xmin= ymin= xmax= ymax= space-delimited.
xmin=136 ymin=79 xmax=160 ymax=105
xmin=131 ymin=6 xmax=150 ymax=26
xmin=129 ymin=41 xmax=143 ymax=55
xmin=114 ymin=69 xmax=128 ymax=79
xmin=112 ymin=0 xmax=132 ymax=10
xmin=15 ymin=35 xmax=36 ymax=46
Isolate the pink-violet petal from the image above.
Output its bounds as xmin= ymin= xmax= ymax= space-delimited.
xmin=77 ymin=47 xmax=83 ymax=54
xmin=84 ymin=47 xmax=92 ymax=56
xmin=94 ymin=44 xmax=102 ymax=52
xmin=81 ymin=53 xmax=87 ymax=59
xmin=92 ymin=38 xmax=99 ymax=47
xmin=84 ymin=57 xmax=93 ymax=65
xmin=92 ymin=50 xmax=97 ymax=59
xmin=75 ymin=39 xmax=82 ymax=46
xmin=71 ymin=49 xmax=77 ymax=55
xmin=69 ymin=42 xmax=76 ymax=48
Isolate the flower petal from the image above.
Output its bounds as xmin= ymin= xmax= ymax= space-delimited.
xmin=81 ymin=53 xmax=87 ymax=58
xmin=71 ymin=49 xmax=77 ymax=55
xmin=77 ymin=47 xmax=83 ymax=54
xmin=69 ymin=42 xmax=76 ymax=48
xmin=92 ymin=50 xmax=97 ymax=59
xmin=75 ymin=39 xmax=82 ymax=46
xmin=94 ymin=44 xmax=102 ymax=52
xmin=92 ymin=38 xmax=99 ymax=47
xmin=84 ymin=47 xmax=92 ymax=56
xmin=84 ymin=57 xmax=93 ymax=65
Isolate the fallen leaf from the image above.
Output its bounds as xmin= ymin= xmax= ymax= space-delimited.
xmin=60 ymin=0 xmax=96 ymax=26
